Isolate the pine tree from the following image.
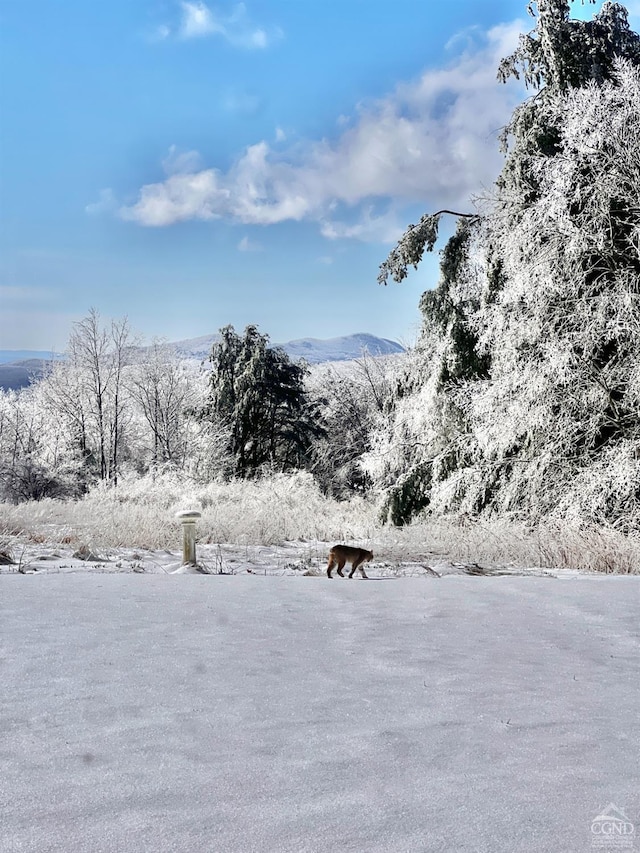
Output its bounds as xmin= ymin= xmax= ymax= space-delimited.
xmin=202 ymin=325 xmax=324 ymax=478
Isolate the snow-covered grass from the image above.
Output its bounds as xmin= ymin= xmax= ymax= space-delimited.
xmin=0 ymin=471 xmax=375 ymax=551
xmin=386 ymin=516 xmax=640 ymax=575
xmin=1 ymin=471 xmax=640 ymax=574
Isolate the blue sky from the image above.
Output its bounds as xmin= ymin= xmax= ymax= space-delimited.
xmin=0 ymin=0 xmax=618 ymax=351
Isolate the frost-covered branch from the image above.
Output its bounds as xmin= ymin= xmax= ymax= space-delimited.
xmin=377 ymin=211 xmax=479 ymax=286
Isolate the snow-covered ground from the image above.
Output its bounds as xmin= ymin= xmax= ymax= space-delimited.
xmin=2 ymin=558 xmax=638 ymax=853
xmin=0 ymin=540 xmax=563 ymax=579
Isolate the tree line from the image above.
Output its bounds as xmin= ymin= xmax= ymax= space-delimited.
xmin=0 ymin=310 xmax=396 ymax=503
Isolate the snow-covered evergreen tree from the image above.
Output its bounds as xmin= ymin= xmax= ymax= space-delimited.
xmin=201 ymin=325 xmax=325 ymax=478
xmin=372 ymin=2 xmax=640 ymax=527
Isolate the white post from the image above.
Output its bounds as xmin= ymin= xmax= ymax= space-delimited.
xmin=176 ymin=510 xmax=202 ymax=566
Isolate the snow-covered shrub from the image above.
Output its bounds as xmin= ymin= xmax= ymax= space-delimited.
xmin=3 ymin=476 xmax=639 ymax=571
xmin=0 ymin=471 xmax=376 ymax=549
xmin=375 ymin=514 xmax=640 ymax=573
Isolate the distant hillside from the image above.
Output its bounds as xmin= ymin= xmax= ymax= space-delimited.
xmin=280 ymin=333 xmax=404 ymax=363
xmin=0 ymin=359 xmax=56 ymax=391
xmin=0 ymin=334 xmax=405 ymax=390
xmin=172 ymin=332 xmax=405 ymax=364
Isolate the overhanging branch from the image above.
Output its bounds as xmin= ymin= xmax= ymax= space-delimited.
xmin=378 ymin=210 xmax=480 ymax=286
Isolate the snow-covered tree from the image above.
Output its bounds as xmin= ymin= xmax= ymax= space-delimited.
xmin=201 ymin=325 xmax=325 ymax=478
xmin=126 ymin=344 xmax=232 ymax=481
xmin=127 ymin=341 xmax=198 ymax=469
xmin=0 ymin=386 xmax=84 ymax=501
xmin=39 ymin=309 xmax=136 ymax=485
xmin=372 ymin=1 xmax=640 ymax=527
xmin=467 ymin=60 xmax=640 ymax=524
xmin=309 ymin=351 xmax=399 ymax=498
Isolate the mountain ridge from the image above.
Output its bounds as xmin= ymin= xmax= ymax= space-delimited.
xmin=0 ymin=333 xmax=405 ymax=390
xmin=171 ymin=331 xmax=404 ymax=364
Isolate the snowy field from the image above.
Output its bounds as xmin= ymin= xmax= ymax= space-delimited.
xmin=2 ymin=566 xmax=639 ymax=853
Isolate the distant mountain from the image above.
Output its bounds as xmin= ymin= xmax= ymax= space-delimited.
xmin=0 ymin=334 xmax=405 ymax=390
xmin=172 ymin=332 xmax=405 ymax=364
xmin=0 ymin=359 xmax=57 ymax=391
xmin=279 ymin=333 xmax=404 ymax=364
xmin=170 ymin=334 xmax=219 ymax=360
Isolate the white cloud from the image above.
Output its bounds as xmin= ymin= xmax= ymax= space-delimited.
xmin=249 ymin=28 xmax=267 ymax=49
xmin=179 ymin=1 xmax=220 ymax=38
xmin=445 ymin=24 xmax=484 ymax=52
xmin=319 ymin=208 xmax=406 ymax=244
xmin=85 ymin=188 xmax=118 ymax=216
xmin=162 ymin=145 xmax=203 ymax=175
xmin=162 ymin=1 xmax=282 ymax=48
xmin=120 ymin=171 xmax=227 ymax=226
xmin=122 ymin=21 xmax=524 ymax=241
